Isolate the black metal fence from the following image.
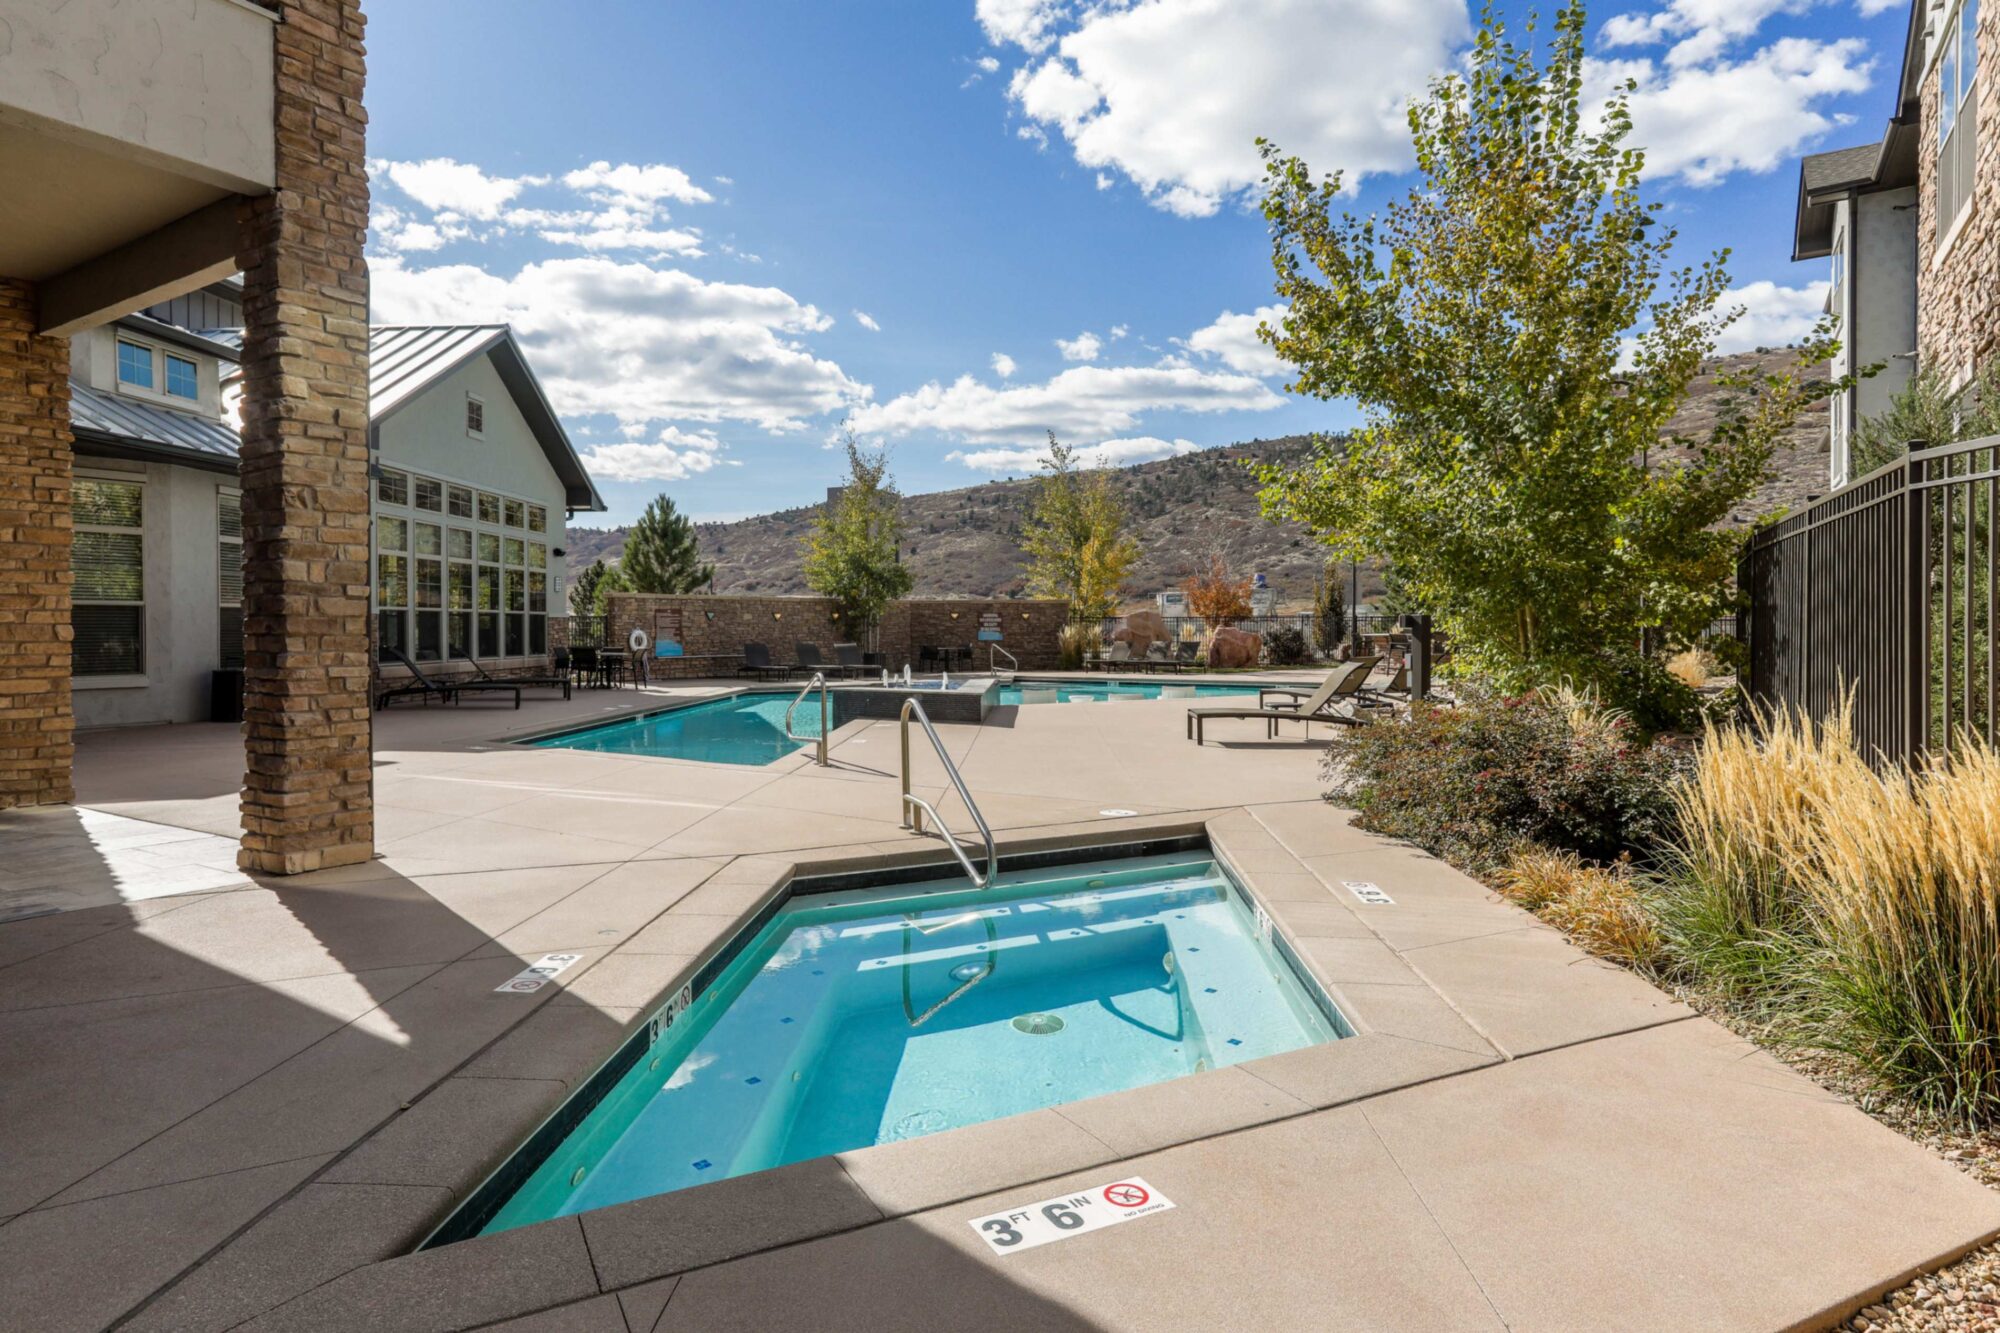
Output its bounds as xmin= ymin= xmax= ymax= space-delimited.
xmin=1741 ymin=434 xmax=2000 ymax=766
xmin=1098 ymin=611 xmax=1408 ymax=648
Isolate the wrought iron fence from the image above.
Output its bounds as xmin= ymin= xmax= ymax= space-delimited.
xmin=1097 ymin=611 xmax=1429 ymax=657
xmin=1740 ymin=433 xmax=2000 ymax=766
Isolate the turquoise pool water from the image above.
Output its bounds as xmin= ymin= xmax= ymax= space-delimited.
xmin=528 ymin=693 xmax=822 ymax=766
xmin=997 ymin=679 xmax=1263 ymax=705
xmin=477 ymin=855 xmax=1345 ymax=1232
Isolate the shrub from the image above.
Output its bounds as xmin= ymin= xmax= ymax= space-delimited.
xmin=1057 ymin=622 xmax=1102 ymax=670
xmin=1792 ymin=742 xmax=2000 ymax=1122
xmin=1497 ymin=847 xmax=1662 ymax=969
xmin=1322 ymin=686 xmax=1687 ymax=873
xmin=1665 ymin=646 xmax=1717 ymax=690
xmin=1263 ymin=625 xmax=1311 ymax=666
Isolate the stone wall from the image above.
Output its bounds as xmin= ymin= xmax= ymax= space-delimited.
xmin=602 ymin=594 xmax=1071 ymax=672
xmin=234 ymin=0 xmax=373 ymax=874
xmin=0 ymin=279 xmax=75 ymax=808
xmin=1917 ymin=5 xmax=2000 ymax=387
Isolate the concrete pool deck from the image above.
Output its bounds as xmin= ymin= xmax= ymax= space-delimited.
xmin=3 ymin=676 xmax=1998 ymax=1331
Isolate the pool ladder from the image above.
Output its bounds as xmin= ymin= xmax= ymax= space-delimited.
xmin=899 ymin=696 xmax=996 ymax=889
xmin=988 ymin=643 xmax=1017 ymax=676
xmin=784 ymin=672 xmax=830 ymax=766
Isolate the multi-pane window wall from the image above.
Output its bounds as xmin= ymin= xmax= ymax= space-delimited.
xmin=375 ymin=466 xmax=554 ymax=663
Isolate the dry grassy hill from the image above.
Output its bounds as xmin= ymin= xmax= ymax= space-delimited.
xmin=567 ymin=350 xmax=1829 ymax=608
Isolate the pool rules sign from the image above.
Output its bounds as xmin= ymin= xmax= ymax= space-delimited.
xmin=970 ymin=1178 xmax=1175 ymax=1254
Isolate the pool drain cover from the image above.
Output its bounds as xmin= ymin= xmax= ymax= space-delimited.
xmin=1012 ymin=1012 xmax=1065 ymax=1035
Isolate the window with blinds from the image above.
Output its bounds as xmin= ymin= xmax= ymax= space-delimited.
xmin=1938 ymin=0 xmax=1981 ymax=243
xmin=72 ymin=477 xmax=145 ymax=676
xmin=218 ymin=490 xmax=245 ymax=670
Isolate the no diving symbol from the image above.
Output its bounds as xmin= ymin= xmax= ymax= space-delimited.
xmin=1103 ymin=1182 xmax=1149 ymax=1209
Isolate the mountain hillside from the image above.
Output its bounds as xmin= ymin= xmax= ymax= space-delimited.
xmin=567 ymin=350 xmax=1829 ymax=609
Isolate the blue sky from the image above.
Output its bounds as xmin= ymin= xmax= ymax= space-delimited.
xmin=364 ymin=0 xmax=1908 ymax=526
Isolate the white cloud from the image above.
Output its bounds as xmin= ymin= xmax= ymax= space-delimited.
xmin=976 ymin=0 xmax=1064 ymax=52
xmin=991 ymin=352 xmax=1017 ymax=378
xmin=578 ymin=427 xmax=726 ymax=482
xmin=1056 ymin=330 xmax=1102 ymax=362
xmin=849 ymin=362 xmax=1281 ymax=446
xmin=952 ymin=434 xmax=1203 ymax=473
xmin=1109 ymin=324 xmax=1129 ymax=340
xmin=1710 ymin=279 xmax=1832 ymax=355
xmin=977 ymin=55 xmax=1002 ymax=73
xmin=1853 ymin=0 xmax=1901 ymax=11
xmin=561 ymin=161 xmax=714 ymax=209
xmin=1594 ymin=37 xmax=1874 ymax=186
xmin=538 ymin=224 xmax=704 ymax=256
xmin=379 ymin=158 xmax=541 ymax=220
xmin=1095 ymin=172 xmax=1114 ymax=190
xmin=1179 ymin=304 xmax=1288 ymax=377
xmin=853 ymin=310 xmax=882 ymax=331
xmin=372 ymin=255 xmax=867 ymax=434
xmin=993 ymin=0 xmax=1469 ymax=217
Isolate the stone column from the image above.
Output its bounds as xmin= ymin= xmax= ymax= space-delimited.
xmin=0 ymin=279 xmax=75 ymax=809
xmin=234 ymin=0 xmax=373 ymax=874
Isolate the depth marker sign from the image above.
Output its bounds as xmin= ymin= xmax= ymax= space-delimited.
xmin=494 ymin=953 xmax=583 ymax=994
xmin=969 ymin=1178 xmax=1175 ymax=1255
xmin=1343 ymin=880 xmax=1395 ymax=905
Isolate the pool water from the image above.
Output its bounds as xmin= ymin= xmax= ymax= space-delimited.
xmin=997 ymin=679 xmax=1263 ymax=705
xmin=529 ymin=693 xmax=821 ymax=766
xmin=477 ymin=855 xmax=1345 ymax=1233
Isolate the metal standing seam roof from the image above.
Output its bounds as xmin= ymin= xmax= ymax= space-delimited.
xmin=78 ymin=324 xmax=606 ymax=512
xmin=68 ymin=382 xmax=241 ymax=463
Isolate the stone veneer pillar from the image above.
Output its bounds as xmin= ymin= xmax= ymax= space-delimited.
xmin=233 ymin=0 xmax=374 ymax=873
xmin=0 ymin=278 xmax=75 ymax=809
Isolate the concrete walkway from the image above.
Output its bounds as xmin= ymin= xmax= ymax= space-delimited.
xmin=2 ymin=679 xmax=1996 ymax=1331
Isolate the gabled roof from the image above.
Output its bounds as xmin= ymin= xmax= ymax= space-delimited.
xmin=1792 ymin=125 xmax=1919 ymax=260
xmin=70 ymin=382 xmax=241 ymax=473
xmin=96 ymin=324 xmax=607 ymax=512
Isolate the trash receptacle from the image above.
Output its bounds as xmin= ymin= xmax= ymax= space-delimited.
xmin=210 ymin=669 xmax=245 ymax=724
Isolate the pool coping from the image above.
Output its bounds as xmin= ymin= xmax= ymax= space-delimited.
xmin=197 ymin=810 xmax=1518 ymax=1329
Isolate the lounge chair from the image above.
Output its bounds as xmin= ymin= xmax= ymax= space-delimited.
xmin=382 ymin=646 xmax=521 ymax=709
xmin=1185 ymin=658 xmax=1381 ymax=745
xmin=793 ymin=642 xmax=833 ymax=679
xmin=1142 ymin=642 xmax=1179 ymax=673
xmin=741 ymin=642 xmax=789 ymax=681
xmin=451 ymin=648 xmax=573 ymax=701
xmin=375 ymin=654 xmax=454 ymax=711
xmin=1175 ymin=641 xmax=1200 ymax=668
xmin=833 ymin=643 xmax=872 ymax=678
xmin=1090 ymin=641 xmax=1134 ymax=673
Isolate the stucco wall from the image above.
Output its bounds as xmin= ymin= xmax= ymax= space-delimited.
xmin=1855 ymin=186 xmax=1919 ymax=426
xmin=0 ymin=0 xmax=276 ymax=192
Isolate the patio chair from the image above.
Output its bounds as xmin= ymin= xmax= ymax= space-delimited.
xmin=1091 ymin=641 xmax=1133 ymax=673
xmin=570 ymin=644 xmax=600 ymax=688
xmin=1185 ymin=657 xmax=1380 ymax=745
xmin=375 ymin=652 xmax=454 ymax=711
xmin=382 ymin=646 xmax=520 ymax=709
xmin=1175 ymin=641 xmax=1200 ymax=668
xmin=793 ymin=642 xmax=835 ymax=679
xmin=451 ymin=648 xmax=572 ymax=701
xmin=741 ymin=642 xmax=789 ymax=681
xmin=1142 ymin=642 xmax=1178 ymax=674
xmin=833 ymin=642 xmax=871 ymax=678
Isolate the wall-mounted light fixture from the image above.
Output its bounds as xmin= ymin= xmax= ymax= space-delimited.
xmin=949 ymin=611 xmax=960 ymax=620
xmin=773 ymin=611 xmax=783 ymax=621
xmin=704 ymin=610 xmax=715 ymax=621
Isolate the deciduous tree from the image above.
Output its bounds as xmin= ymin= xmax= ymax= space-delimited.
xmin=1253 ymin=0 xmax=1831 ymax=706
xmin=1021 ymin=434 xmax=1139 ymax=622
xmin=803 ymin=434 xmax=913 ymax=645
xmin=1182 ymin=554 xmax=1253 ymax=634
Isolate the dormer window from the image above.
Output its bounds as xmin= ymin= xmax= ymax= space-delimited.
xmin=466 ymin=393 xmax=485 ymax=440
xmin=165 ymin=353 xmax=198 ymax=400
xmin=117 ymin=341 xmax=154 ymax=390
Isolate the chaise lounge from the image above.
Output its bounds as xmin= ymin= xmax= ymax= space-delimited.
xmin=451 ymin=648 xmax=573 ymax=701
xmin=380 ymin=646 xmax=521 ymax=710
xmin=1185 ymin=657 xmax=1381 ymax=745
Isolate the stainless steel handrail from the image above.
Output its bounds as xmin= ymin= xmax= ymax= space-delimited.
xmin=784 ymin=672 xmax=829 ymax=766
xmin=989 ymin=643 xmax=1018 ymax=673
xmin=899 ymin=696 xmax=996 ymax=887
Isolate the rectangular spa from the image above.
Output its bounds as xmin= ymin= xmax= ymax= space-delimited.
xmin=456 ymin=851 xmax=1346 ymax=1236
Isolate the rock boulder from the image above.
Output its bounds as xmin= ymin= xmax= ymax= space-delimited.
xmin=1206 ymin=627 xmax=1262 ymax=669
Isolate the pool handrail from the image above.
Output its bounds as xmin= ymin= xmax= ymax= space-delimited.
xmin=784 ymin=672 xmax=830 ymax=766
xmin=988 ymin=643 xmax=1018 ymax=674
xmin=899 ymin=695 xmax=996 ymax=888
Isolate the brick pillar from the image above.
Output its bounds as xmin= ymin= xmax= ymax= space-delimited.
xmin=234 ymin=0 xmax=373 ymax=874
xmin=0 ymin=279 xmax=75 ymax=809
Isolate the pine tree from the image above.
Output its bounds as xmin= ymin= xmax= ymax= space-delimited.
xmin=621 ymin=495 xmax=713 ymax=594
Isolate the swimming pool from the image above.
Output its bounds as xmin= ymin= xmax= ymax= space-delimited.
xmin=464 ymin=852 xmax=1345 ymax=1234
xmin=997 ymin=679 xmax=1264 ymax=705
xmin=529 ymin=693 xmax=820 ymax=766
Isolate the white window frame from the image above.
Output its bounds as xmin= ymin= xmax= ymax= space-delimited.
xmin=373 ymin=467 xmax=556 ymax=668
xmin=218 ymin=487 xmax=244 ymax=671
xmin=114 ymin=335 xmax=204 ymax=410
xmin=72 ymin=472 xmax=149 ymax=687
xmin=1934 ymin=0 xmax=1981 ymax=249
xmin=465 ymin=393 xmax=486 ymax=441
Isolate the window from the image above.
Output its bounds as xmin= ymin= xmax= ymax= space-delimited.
xmin=527 ymin=504 xmax=547 ymax=534
xmin=1830 ymin=227 xmax=1846 ymax=297
xmin=447 ymin=485 xmax=473 ymax=519
xmin=377 ymin=468 xmax=409 ymax=506
xmin=1937 ymin=0 xmax=1981 ymax=241
xmin=165 ymin=353 xmax=199 ymax=401
xmin=72 ymin=478 xmax=146 ymax=676
xmin=477 ymin=531 xmax=500 ymax=563
xmin=466 ymin=394 xmax=485 ymax=439
xmin=503 ymin=498 xmax=525 ymax=528
xmin=218 ymin=490 xmax=244 ymax=670
xmin=503 ymin=537 xmax=524 ymax=567
xmin=478 ymin=492 xmax=500 ymax=525
xmin=413 ymin=476 xmax=443 ymax=513
xmin=117 ymin=341 xmax=154 ymax=390
xmin=376 ymin=470 xmax=552 ymax=663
